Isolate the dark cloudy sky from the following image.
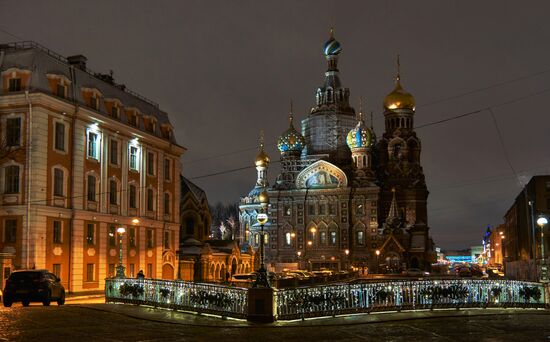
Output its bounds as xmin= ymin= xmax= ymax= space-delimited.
xmin=2 ymin=1 xmax=550 ymax=249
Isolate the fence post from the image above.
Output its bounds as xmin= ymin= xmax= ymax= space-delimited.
xmin=247 ymin=287 xmax=275 ymax=323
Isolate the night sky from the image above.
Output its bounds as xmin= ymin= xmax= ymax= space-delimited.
xmin=2 ymin=1 xmax=550 ymax=250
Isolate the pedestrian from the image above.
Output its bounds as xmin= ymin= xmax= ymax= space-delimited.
xmin=137 ymin=270 xmax=145 ymax=279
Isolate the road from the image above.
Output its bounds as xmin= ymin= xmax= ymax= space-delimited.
xmin=0 ymin=302 xmax=549 ymax=341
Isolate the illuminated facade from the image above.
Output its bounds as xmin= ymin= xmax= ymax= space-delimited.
xmin=239 ymin=31 xmax=435 ymax=272
xmin=0 ymin=42 xmax=185 ymax=292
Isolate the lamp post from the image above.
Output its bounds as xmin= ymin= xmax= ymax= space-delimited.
xmin=375 ymin=250 xmax=380 ymax=274
xmin=115 ymin=227 xmax=126 ymax=278
xmin=254 ymin=191 xmax=270 ymax=288
xmin=537 ymin=216 xmax=548 ymax=282
xmin=344 ymin=249 xmax=349 ymax=270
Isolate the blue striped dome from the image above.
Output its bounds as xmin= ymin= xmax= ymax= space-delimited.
xmin=323 ymin=38 xmax=342 ymax=56
xmin=347 ymin=119 xmax=373 ymax=150
xmin=277 ymin=125 xmax=305 ymax=153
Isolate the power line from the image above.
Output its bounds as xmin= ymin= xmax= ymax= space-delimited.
xmin=188 ymin=86 xmax=550 ymax=180
xmin=0 ymin=26 xmax=25 ymax=41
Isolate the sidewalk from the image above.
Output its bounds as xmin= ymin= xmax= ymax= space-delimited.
xmin=75 ymin=303 xmax=550 ymax=328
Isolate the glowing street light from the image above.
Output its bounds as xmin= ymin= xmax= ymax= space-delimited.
xmin=537 ymin=216 xmax=548 ymax=282
xmin=375 ymin=250 xmax=380 ymax=274
xmin=115 ymin=227 xmax=126 ymax=278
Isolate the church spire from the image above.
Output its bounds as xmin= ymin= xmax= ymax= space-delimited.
xmin=384 ymin=188 xmax=401 ymax=228
xmin=289 ymin=99 xmax=294 ymax=127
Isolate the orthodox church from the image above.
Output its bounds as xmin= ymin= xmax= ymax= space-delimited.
xmin=239 ymin=31 xmax=436 ymax=273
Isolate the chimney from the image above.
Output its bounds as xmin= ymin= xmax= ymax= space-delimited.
xmin=67 ymin=55 xmax=88 ymax=70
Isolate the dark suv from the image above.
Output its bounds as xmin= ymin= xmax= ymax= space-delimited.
xmin=3 ymin=270 xmax=65 ymax=307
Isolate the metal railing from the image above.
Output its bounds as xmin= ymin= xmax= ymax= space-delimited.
xmin=276 ymin=279 xmax=547 ymax=320
xmin=105 ymin=278 xmax=248 ymax=318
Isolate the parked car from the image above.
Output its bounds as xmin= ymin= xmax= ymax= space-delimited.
xmin=3 ymin=270 xmax=65 ymax=307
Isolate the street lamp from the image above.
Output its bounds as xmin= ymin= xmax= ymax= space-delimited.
xmin=115 ymin=227 xmax=126 ymax=278
xmin=537 ymin=216 xmax=548 ymax=282
xmin=375 ymin=249 xmax=380 ymax=274
xmin=344 ymin=249 xmax=350 ymax=271
xmin=253 ymin=191 xmax=270 ymax=288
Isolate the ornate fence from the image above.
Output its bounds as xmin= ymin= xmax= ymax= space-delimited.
xmin=276 ymin=279 xmax=547 ymax=320
xmin=105 ymin=278 xmax=248 ymax=319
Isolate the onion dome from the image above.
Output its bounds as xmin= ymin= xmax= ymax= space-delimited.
xmin=347 ymin=112 xmax=373 ymax=150
xmin=255 ymin=131 xmax=270 ymax=167
xmin=383 ymin=56 xmax=415 ymax=111
xmin=258 ymin=190 xmax=269 ymax=205
xmin=277 ymin=103 xmax=306 ymax=154
xmin=323 ymin=28 xmax=342 ymax=56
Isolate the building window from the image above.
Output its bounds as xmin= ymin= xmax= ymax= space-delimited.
xmin=129 ymin=146 xmax=139 ymax=171
xmin=319 ymin=204 xmax=326 ymax=215
xmin=87 ymin=131 xmax=99 ymax=160
xmin=356 ymin=203 xmax=364 ymax=215
xmin=185 ymin=218 xmax=194 ymax=236
xmin=164 ymin=193 xmax=170 ymax=215
xmin=285 ymin=232 xmax=291 ymax=246
xmin=129 ymin=264 xmax=135 ymax=278
xmin=308 ymin=204 xmax=315 ymax=215
xmin=320 ymin=231 xmax=327 ymax=245
xmin=284 ymin=204 xmax=291 ymax=216
xmin=54 ymin=122 xmax=65 ymax=151
xmin=53 ymin=220 xmax=62 ymax=244
xmin=4 ymin=219 xmax=16 ymax=243
xmin=4 ymin=165 xmax=19 ymax=194
xmin=147 ymin=152 xmax=155 ymax=175
xmin=52 ymin=264 xmax=61 ymax=278
xmin=146 ymin=229 xmax=153 ymax=249
xmin=129 ymin=227 xmax=136 ymax=248
xmin=110 ymin=139 xmax=118 ymax=165
xmin=86 ymin=264 xmax=94 ymax=282
xmin=53 ymin=168 xmax=64 ymax=196
xmin=147 ymin=188 xmax=154 ymax=211
xmin=90 ymin=96 xmax=98 ymax=110
xmin=330 ymin=231 xmax=337 ymax=246
xmin=254 ymin=233 xmax=259 ymax=245
xmin=356 ymin=231 xmax=364 ymax=246
xmin=147 ymin=263 xmax=152 ymax=278
xmin=56 ymin=84 xmax=66 ymax=99
xmin=111 ymin=106 xmax=119 ymax=119
xmin=263 ymin=233 xmax=269 ymax=245
xmin=87 ymin=175 xmax=96 ymax=202
xmin=109 ymin=180 xmax=117 ymax=205
xmin=164 ymin=158 xmax=171 ymax=181
xmin=6 ymin=117 xmax=21 ymax=147
xmin=128 ymin=113 xmax=138 ymax=127
xmin=164 ymin=231 xmax=170 ymax=249
xmin=8 ymin=78 xmax=21 ymax=92
xmin=129 ymin=184 xmax=137 ymax=209
xmin=328 ymin=203 xmax=336 ymax=216
xmin=108 ymin=226 xmax=116 ymax=247
xmin=86 ymin=223 xmax=95 ymax=246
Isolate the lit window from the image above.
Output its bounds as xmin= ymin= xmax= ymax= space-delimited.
xmin=53 ymin=221 xmax=62 ymax=244
xmin=285 ymin=232 xmax=291 ymax=246
xmin=284 ymin=204 xmax=291 ymax=216
xmin=54 ymin=122 xmax=65 ymax=151
xmin=53 ymin=168 xmax=64 ymax=196
xmin=87 ymin=131 xmax=100 ymax=160
xmin=320 ymin=231 xmax=327 ymax=245
xmin=356 ymin=231 xmax=364 ymax=246
xmin=129 ymin=146 xmax=139 ymax=171
xmin=6 ymin=117 xmax=21 ymax=147
xmin=108 ymin=226 xmax=116 ymax=247
xmin=4 ymin=165 xmax=19 ymax=194
xmin=330 ymin=231 xmax=337 ymax=245
xmin=8 ymin=78 xmax=21 ymax=92
xmin=264 ymin=233 xmax=269 ymax=244
xmin=87 ymin=175 xmax=96 ymax=201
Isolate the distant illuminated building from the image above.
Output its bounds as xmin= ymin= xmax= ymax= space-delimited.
xmin=239 ymin=30 xmax=436 ymax=272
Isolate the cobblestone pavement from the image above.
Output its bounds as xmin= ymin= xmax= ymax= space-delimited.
xmin=0 ymin=303 xmax=549 ymax=341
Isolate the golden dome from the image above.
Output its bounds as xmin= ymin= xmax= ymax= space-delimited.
xmin=255 ymin=148 xmax=270 ymax=167
xmin=383 ymin=79 xmax=415 ymax=111
xmin=255 ymin=130 xmax=270 ymax=167
xmin=258 ymin=190 xmax=269 ymax=204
